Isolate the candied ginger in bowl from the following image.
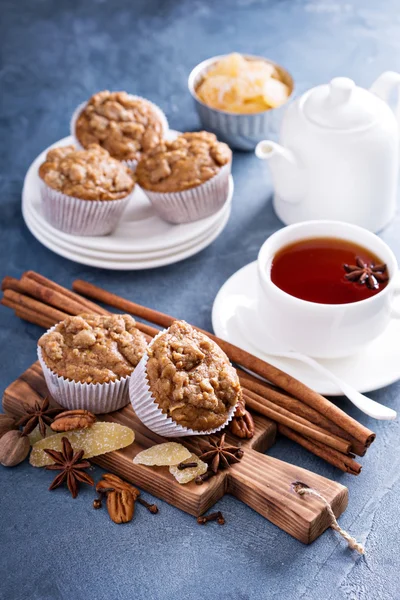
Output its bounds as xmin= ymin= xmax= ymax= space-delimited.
xmin=196 ymin=53 xmax=291 ymax=114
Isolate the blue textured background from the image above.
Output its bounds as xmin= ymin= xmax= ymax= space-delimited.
xmin=1 ymin=1 xmax=400 ymax=598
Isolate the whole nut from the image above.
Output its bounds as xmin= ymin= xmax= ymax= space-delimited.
xmin=0 ymin=430 xmax=30 ymax=467
xmin=106 ymin=490 xmax=135 ymax=524
xmin=229 ymin=410 xmax=255 ymax=439
xmin=0 ymin=414 xmax=18 ymax=440
xmin=50 ymin=409 xmax=96 ymax=432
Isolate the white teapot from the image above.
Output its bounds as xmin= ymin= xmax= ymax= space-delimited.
xmin=256 ymin=72 xmax=400 ymax=232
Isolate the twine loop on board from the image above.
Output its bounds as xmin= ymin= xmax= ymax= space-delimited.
xmin=292 ymin=481 xmax=365 ymax=555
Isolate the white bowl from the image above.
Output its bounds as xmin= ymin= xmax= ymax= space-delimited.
xmin=188 ymin=53 xmax=294 ymax=151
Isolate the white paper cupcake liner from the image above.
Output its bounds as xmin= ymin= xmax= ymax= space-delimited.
xmin=141 ymin=162 xmax=231 ymax=224
xmin=38 ymin=338 xmax=130 ymax=414
xmin=129 ymin=329 xmax=236 ymax=437
xmin=40 ymin=180 xmax=131 ymax=236
xmin=70 ymin=96 xmax=169 ymax=172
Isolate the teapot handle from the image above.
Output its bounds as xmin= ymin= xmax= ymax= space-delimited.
xmin=370 ymin=71 xmax=400 ymax=127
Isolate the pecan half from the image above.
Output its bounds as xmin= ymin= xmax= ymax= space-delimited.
xmin=229 ymin=410 xmax=255 ymax=439
xmin=100 ymin=473 xmax=140 ymax=499
xmin=50 ymin=410 xmax=96 ymax=432
xmin=107 ymin=490 xmax=135 ymax=523
xmin=95 ymin=473 xmax=140 ymax=524
xmin=234 ymin=399 xmax=247 ymax=418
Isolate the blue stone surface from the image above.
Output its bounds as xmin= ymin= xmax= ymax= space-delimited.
xmin=1 ymin=0 xmax=400 ymax=598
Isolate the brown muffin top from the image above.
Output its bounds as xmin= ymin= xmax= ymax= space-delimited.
xmin=39 ymin=144 xmax=135 ymax=201
xmin=136 ymin=131 xmax=232 ymax=193
xmin=39 ymin=314 xmax=148 ymax=384
xmin=74 ymin=91 xmax=165 ymax=162
xmin=146 ymin=320 xmax=241 ymax=431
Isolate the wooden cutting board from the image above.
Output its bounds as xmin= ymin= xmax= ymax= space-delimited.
xmin=2 ymin=361 xmax=348 ymax=544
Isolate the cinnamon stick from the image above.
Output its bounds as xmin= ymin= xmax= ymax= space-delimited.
xmin=14 ymin=306 xmax=56 ymax=329
xmin=1 ymin=276 xmax=24 ymax=293
xmin=1 ymin=290 xmax=68 ymax=326
xmin=18 ymin=274 xmax=93 ymax=317
xmin=278 ymin=425 xmax=362 ymax=475
xmin=72 ymin=279 xmax=375 ymax=447
xmin=243 ymin=392 xmax=352 ymax=455
xmin=24 ymin=271 xmax=108 ymax=316
xmin=239 ymin=371 xmax=367 ymax=456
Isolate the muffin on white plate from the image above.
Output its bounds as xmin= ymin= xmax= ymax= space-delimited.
xmin=38 ymin=144 xmax=135 ymax=236
xmin=38 ymin=314 xmax=148 ymax=414
xmin=129 ymin=320 xmax=240 ymax=436
xmin=136 ymin=131 xmax=232 ymax=224
xmin=71 ymin=90 xmax=169 ymax=170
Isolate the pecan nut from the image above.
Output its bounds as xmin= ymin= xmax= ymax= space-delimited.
xmin=107 ymin=490 xmax=135 ymax=524
xmin=234 ymin=399 xmax=247 ymax=418
xmin=99 ymin=473 xmax=140 ymax=499
xmin=50 ymin=410 xmax=96 ymax=432
xmin=229 ymin=410 xmax=255 ymax=439
xmin=95 ymin=473 xmax=140 ymax=524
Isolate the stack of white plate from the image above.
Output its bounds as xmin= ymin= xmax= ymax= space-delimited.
xmin=22 ymin=135 xmax=233 ymax=270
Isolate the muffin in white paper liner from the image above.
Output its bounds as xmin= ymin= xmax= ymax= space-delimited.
xmin=40 ymin=180 xmax=131 ymax=236
xmin=141 ymin=161 xmax=231 ymax=224
xmin=129 ymin=329 xmax=236 ymax=437
xmin=37 ymin=333 xmax=130 ymax=414
xmin=70 ymin=97 xmax=169 ymax=171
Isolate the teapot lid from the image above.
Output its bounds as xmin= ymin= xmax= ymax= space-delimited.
xmin=303 ymin=77 xmax=381 ymax=130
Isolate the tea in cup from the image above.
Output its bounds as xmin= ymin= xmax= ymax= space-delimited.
xmin=257 ymin=221 xmax=400 ymax=359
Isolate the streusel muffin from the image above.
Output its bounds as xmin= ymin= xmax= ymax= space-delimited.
xmin=72 ymin=91 xmax=168 ymax=167
xmin=136 ymin=132 xmax=232 ymax=223
xmin=38 ymin=314 xmax=148 ymax=413
xmin=129 ymin=320 xmax=240 ymax=436
xmin=39 ymin=144 xmax=135 ymax=235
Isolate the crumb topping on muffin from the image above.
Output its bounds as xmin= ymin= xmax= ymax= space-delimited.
xmin=39 ymin=314 xmax=147 ymax=384
xmin=39 ymin=144 xmax=135 ymax=201
xmin=74 ymin=91 xmax=165 ymax=161
xmin=136 ymin=131 xmax=232 ymax=193
xmin=146 ymin=320 xmax=241 ymax=431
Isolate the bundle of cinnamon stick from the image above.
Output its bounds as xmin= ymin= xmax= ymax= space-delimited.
xmin=1 ymin=271 xmax=376 ymax=475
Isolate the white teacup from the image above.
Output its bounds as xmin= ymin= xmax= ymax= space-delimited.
xmin=257 ymin=220 xmax=400 ymax=359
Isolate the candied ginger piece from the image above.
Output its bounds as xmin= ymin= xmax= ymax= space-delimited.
xmin=30 ymin=422 xmax=134 ymax=467
xmin=28 ymin=424 xmax=53 ymax=446
xmin=263 ymin=77 xmax=289 ymax=108
xmin=133 ymin=442 xmax=191 ymax=466
xmin=207 ymin=53 xmax=246 ymax=78
xmin=169 ymin=453 xmax=208 ymax=484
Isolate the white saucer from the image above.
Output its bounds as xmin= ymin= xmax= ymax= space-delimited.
xmin=212 ymin=261 xmax=400 ymax=395
xmin=22 ymin=134 xmax=233 ymax=269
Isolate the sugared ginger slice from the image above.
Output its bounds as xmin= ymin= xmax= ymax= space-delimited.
xmin=133 ymin=442 xmax=191 ymax=466
xmin=30 ymin=422 xmax=134 ymax=467
xmin=169 ymin=453 xmax=208 ymax=484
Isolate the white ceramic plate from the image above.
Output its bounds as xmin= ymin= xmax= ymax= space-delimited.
xmin=212 ymin=261 xmax=400 ymax=395
xmin=25 ymin=189 xmax=231 ymax=261
xmin=23 ymin=200 xmax=231 ymax=270
xmin=22 ymin=133 xmax=234 ymax=266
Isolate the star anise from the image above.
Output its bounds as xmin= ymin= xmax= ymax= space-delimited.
xmin=16 ymin=397 xmax=62 ymax=437
xmin=198 ymin=433 xmax=244 ymax=474
xmin=343 ymin=257 xmax=388 ymax=290
xmin=44 ymin=437 xmax=94 ymax=499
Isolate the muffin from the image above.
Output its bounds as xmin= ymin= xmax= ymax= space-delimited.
xmin=39 ymin=144 xmax=135 ymax=236
xmin=38 ymin=314 xmax=148 ymax=413
xmin=136 ymin=131 xmax=232 ymax=224
xmin=129 ymin=320 xmax=240 ymax=436
xmin=72 ymin=91 xmax=168 ymax=168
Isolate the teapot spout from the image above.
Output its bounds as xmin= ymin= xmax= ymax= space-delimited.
xmin=370 ymin=71 xmax=400 ymax=127
xmin=255 ymin=141 xmax=303 ymax=204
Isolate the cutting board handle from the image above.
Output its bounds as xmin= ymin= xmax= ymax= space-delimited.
xmin=228 ymin=448 xmax=348 ymax=544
